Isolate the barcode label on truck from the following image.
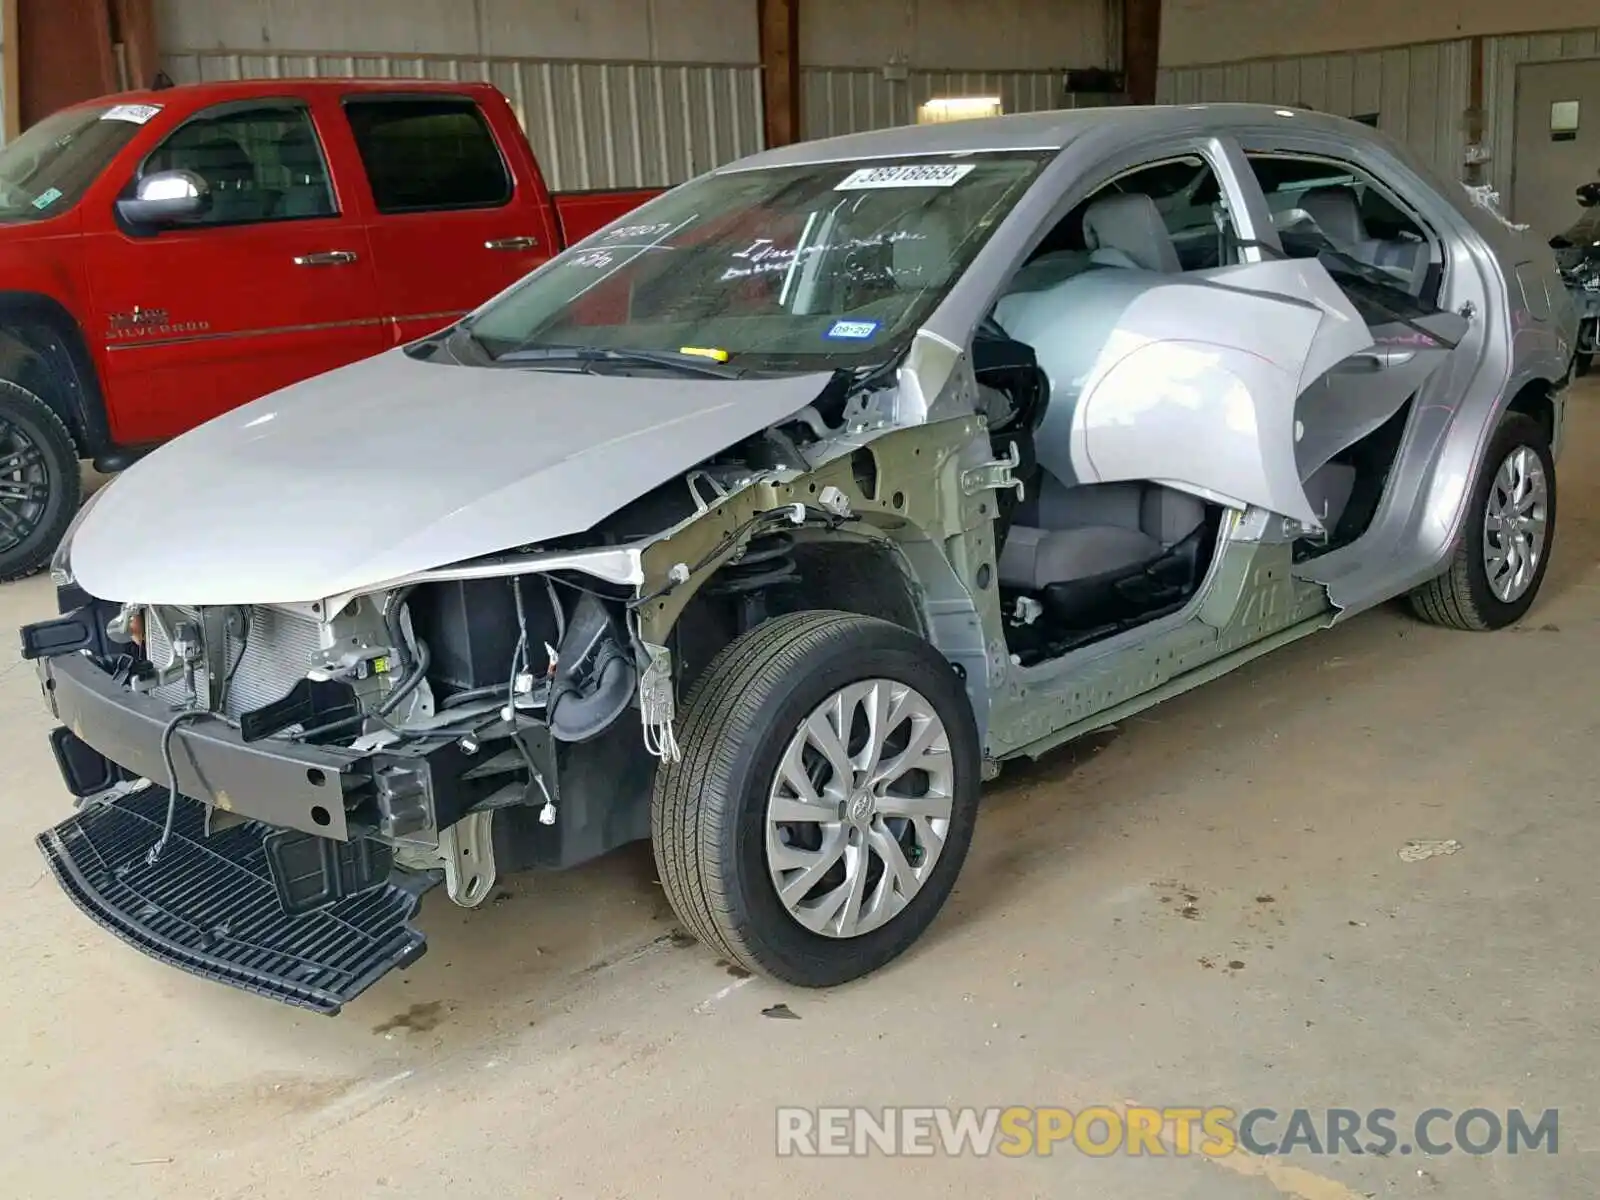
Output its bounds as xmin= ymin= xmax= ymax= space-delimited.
xmin=835 ymin=163 xmax=975 ymax=190
xmin=102 ymin=103 xmax=163 ymax=124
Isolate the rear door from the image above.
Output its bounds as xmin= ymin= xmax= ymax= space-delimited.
xmin=83 ymin=98 xmax=384 ymax=443
xmin=342 ymin=94 xmax=557 ymax=343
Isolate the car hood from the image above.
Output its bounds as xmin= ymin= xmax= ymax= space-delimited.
xmin=70 ymin=348 xmax=835 ymax=605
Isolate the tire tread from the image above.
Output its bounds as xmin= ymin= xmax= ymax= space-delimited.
xmin=652 ymin=610 xmax=972 ymax=984
xmin=0 ymin=378 xmax=80 ymax=583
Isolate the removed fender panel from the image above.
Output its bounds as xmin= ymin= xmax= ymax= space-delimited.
xmin=999 ymin=266 xmax=1372 ymax=526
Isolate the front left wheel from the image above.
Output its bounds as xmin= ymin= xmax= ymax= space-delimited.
xmin=0 ymin=378 xmax=80 ymax=583
xmin=652 ymin=611 xmax=981 ymax=986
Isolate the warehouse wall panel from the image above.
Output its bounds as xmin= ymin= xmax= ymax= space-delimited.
xmin=162 ymin=49 xmax=763 ymax=190
xmin=1484 ymin=25 xmax=1600 ymax=199
xmin=800 ymin=67 xmax=1115 ymax=141
xmin=1157 ymin=41 xmax=1474 ymax=182
xmin=155 ymin=0 xmax=758 ymax=64
xmin=801 ymin=0 xmax=1114 ymax=73
xmin=1162 ymin=0 xmax=1596 ymax=67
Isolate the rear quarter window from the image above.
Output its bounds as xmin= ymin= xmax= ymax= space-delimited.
xmin=343 ymin=97 xmax=512 ymax=214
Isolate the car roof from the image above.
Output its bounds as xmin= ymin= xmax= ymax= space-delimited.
xmin=71 ymin=77 xmax=500 ymax=110
xmin=724 ymin=102 xmax=1383 ymax=171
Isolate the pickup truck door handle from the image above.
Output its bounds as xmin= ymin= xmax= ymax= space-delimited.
xmin=293 ymin=250 xmax=359 ymax=267
xmin=484 ymin=235 xmax=540 ymax=251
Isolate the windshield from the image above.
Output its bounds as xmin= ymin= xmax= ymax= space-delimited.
xmin=466 ymin=152 xmax=1051 ymax=371
xmin=0 ymin=105 xmax=148 ymax=221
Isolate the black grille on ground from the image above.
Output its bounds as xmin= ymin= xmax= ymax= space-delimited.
xmin=37 ymin=788 xmax=435 ymax=1015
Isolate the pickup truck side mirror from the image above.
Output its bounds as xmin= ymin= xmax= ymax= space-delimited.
xmin=116 ymin=169 xmax=211 ymax=228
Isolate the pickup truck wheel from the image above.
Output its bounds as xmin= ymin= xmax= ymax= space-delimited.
xmin=652 ymin=611 xmax=980 ymax=986
xmin=1409 ymin=413 xmax=1555 ymax=631
xmin=0 ymin=379 xmax=80 ymax=583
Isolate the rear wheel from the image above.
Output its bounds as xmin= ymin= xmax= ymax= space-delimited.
xmin=652 ymin=611 xmax=981 ymax=986
xmin=1409 ymin=413 xmax=1555 ymax=630
xmin=0 ymin=378 xmax=80 ymax=583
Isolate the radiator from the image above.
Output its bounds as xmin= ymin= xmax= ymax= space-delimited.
xmin=144 ymin=605 xmax=326 ymax=717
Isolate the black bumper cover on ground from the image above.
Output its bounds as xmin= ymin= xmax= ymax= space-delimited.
xmin=37 ymin=787 xmax=435 ymax=1014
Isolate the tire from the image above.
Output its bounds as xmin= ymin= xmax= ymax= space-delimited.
xmin=652 ymin=610 xmax=981 ymax=986
xmin=0 ymin=378 xmax=80 ymax=583
xmin=1409 ymin=412 xmax=1556 ymax=631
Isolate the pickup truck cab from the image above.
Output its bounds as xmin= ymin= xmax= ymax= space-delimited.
xmin=0 ymin=78 xmax=658 ymax=580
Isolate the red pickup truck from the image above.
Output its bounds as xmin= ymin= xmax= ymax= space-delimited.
xmin=0 ymin=78 xmax=659 ymax=579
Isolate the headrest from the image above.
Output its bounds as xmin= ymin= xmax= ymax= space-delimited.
xmin=1081 ymin=193 xmax=1181 ymax=273
xmin=1299 ymin=186 xmax=1366 ymax=249
xmin=275 ymin=124 xmax=323 ymax=171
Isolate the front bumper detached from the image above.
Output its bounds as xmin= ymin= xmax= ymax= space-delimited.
xmin=29 ymin=649 xmax=487 ymax=1013
xmin=39 ymin=786 xmax=434 ymax=1014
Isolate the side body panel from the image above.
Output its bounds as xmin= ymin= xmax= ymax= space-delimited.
xmin=0 ymin=221 xmax=116 ymax=454
xmin=347 ymin=88 xmax=562 ymax=345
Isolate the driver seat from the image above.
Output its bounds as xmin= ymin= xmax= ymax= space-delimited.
xmin=999 ymin=473 xmax=1208 ymax=628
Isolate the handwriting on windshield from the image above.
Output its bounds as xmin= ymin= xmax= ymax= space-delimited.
xmin=600 ymin=221 xmax=675 ymax=242
xmin=719 ymin=231 xmax=926 ymax=282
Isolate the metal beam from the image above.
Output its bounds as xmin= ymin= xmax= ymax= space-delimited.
xmin=1122 ymin=0 xmax=1161 ymax=107
xmin=758 ymin=0 xmax=800 ymax=148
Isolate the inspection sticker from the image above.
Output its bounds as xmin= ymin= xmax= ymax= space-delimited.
xmin=825 ymin=319 xmax=880 ymax=340
xmin=836 ymin=163 xmax=975 ymax=190
xmin=101 ymin=103 xmax=163 ymax=125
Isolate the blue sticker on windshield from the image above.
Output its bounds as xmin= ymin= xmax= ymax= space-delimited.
xmin=32 ymin=187 xmax=62 ymax=210
xmin=826 ymin=319 xmax=880 ymax=341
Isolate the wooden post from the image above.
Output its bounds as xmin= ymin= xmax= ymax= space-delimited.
xmin=16 ymin=0 xmax=118 ymax=129
xmin=111 ymin=0 xmax=159 ymax=91
xmin=758 ymin=0 xmax=800 ymax=148
xmin=2 ymin=0 xmax=20 ymax=141
xmin=1122 ymin=0 xmax=1162 ymax=107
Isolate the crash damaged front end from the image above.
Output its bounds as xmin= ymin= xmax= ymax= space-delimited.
xmin=26 ymin=563 xmax=666 ymax=1012
xmin=23 ymin=363 xmax=994 ymax=1014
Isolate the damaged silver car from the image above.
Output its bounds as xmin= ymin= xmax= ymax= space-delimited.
xmin=25 ymin=105 xmax=1574 ymax=1013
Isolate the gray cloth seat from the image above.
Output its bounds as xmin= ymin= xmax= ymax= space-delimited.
xmin=1081 ymin=193 xmax=1182 ymax=273
xmin=1299 ymin=186 xmax=1428 ymax=294
xmin=273 ymin=125 xmax=334 ymax=217
xmin=999 ymin=477 xmax=1205 ymax=589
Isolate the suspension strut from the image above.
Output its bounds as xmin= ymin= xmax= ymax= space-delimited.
xmin=706 ymin=529 xmax=800 ymax=631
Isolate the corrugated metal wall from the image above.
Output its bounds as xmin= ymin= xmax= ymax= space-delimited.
xmin=1156 ymin=41 xmax=1475 ymax=181
xmin=1484 ymin=25 xmax=1600 ymax=199
xmin=801 ymin=68 xmax=1116 ymax=140
xmin=162 ymin=49 xmax=762 ymax=190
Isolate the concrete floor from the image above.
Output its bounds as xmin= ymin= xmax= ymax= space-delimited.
xmin=1 ymin=388 xmax=1597 ymax=1200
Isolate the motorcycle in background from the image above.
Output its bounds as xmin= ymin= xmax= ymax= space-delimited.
xmin=1549 ymin=177 xmax=1600 ymax=376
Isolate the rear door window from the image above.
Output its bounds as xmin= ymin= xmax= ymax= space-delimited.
xmin=343 ymin=97 xmax=512 ymax=214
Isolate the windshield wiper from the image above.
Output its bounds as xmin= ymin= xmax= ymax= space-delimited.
xmin=493 ymin=344 xmax=741 ymax=379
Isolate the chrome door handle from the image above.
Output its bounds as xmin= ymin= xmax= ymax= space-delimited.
xmin=1343 ymin=348 xmax=1416 ymax=372
xmin=293 ymin=250 xmax=359 ymax=266
xmin=485 ymin=235 xmax=540 ymax=251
